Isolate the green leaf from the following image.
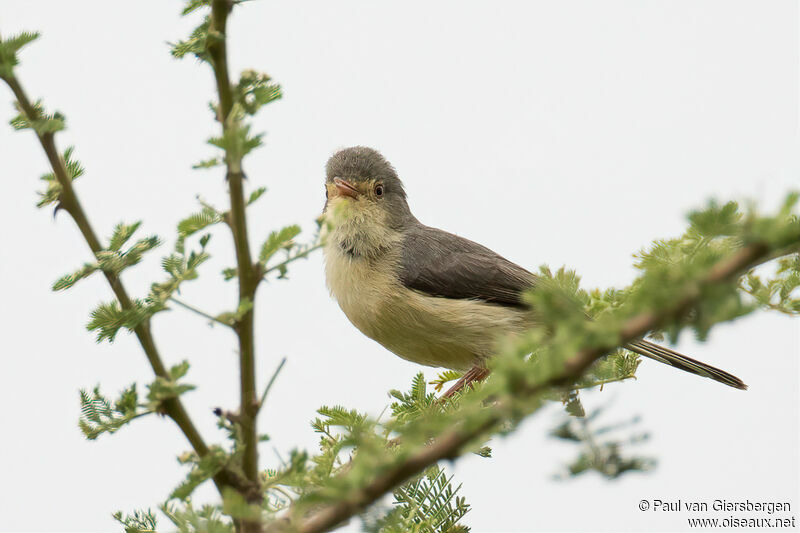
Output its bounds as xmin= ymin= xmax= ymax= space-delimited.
xmin=10 ymin=99 xmax=65 ymax=134
xmin=112 ymin=509 xmax=158 ymax=533
xmin=221 ymin=489 xmax=263 ymax=522
xmin=109 ymin=221 xmax=143 ymax=251
xmin=160 ymin=500 xmax=231 ymax=533
xmin=259 ymin=225 xmax=301 ymax=265
xmin=429 ymin=370 xmax=463 ymax=393
xmin=95 ymin=236 xmax=161 ymax=275
xmin=0 ymin=31 xmax=40 ymax=77
xmin=52 ymin=262 xmax=98 ymax=291
xmin=235 ymin=70 xmax=282 ymax=115
xmin=178 ymin=207 xmax=222 ymax=237
xmin=87 ymin=300 xmax=151 ymax=342
xmin=247 ymin=186 xmax=267 ymax=205
xmin=169 ymin=17 xmax=210 ymax=61
xmin=214 ymin=298 xmax=253 ymax=326
xmin=36 ymin=147 xmax=84 ymax=208
xmin=147 ymin=361 xmax=196 ymax=406
xmin=688 ymin=200 xmax=741 ymax=237
xmin=192 ymin=157 xmax=223 ymax=169
xmin=171 ymin=446 xmax=229 ymax=500
xmin=181 ymin=0 xmax=211 ymax=15
xmin=79 ymin=385 xmax=147 ymax=440
xmin=146 ymin=380 xmax=195 ymax=408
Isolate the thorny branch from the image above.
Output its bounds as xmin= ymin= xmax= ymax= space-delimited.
xmin=0 ymin=70 xmax=256 ymax=500
xmin=269 ymin=239 xmax=795 ymax=533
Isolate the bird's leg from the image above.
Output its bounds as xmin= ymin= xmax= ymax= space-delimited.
xmin=441 ymin=366 xmax=491 ymax=399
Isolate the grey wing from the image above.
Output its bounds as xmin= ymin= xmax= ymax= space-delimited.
xmin=398 ymin=224 xmax=537 ymax=308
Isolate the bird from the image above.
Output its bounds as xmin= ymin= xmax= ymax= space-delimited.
xmin=321 ymin=146 xmax=747 ymax=396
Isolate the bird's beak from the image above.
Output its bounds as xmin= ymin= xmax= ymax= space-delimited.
xmin=333 ymin=177 xmax=359 ymax=199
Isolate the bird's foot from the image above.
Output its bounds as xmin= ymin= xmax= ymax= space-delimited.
xmin=441 ymin=366 xmax=491 ymax=399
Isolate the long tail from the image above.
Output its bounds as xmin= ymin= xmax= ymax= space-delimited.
xmin=625 ymin=340 xmax=748 ymax=390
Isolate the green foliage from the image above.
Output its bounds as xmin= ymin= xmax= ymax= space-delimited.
xmin=169 ymin=16 xmax=210 ymax=61
xmin=54 ymin=222 xmax=160 ymax=292
xmin=551 ymin=407 xmax=654 ymax=480
xmin=247 ymin=186 xmax=267 ymax=205
xmin=150 ymin=233 xmax=211 ymax=306
xmin=178 ymin=206 xmax=223 ymax=238
xmin=258 ymin=376 xmax=475 ymax=531
xmin=429 ymin=370 xmax=463 ymax=393
xmin=261 ymin=232 xmax=324 ymax=281
xmin=95 ymin=235 xmax=161 ymax=276
xmin=147 ymin=361 xmax=196 ymax=407
xmin=221 ymin=488 xmax=264 ymax=523
xmin=576 ymin=349 xmax=641 ymax=390
xmin=390 ymin=373 xmax=440 ymax=423
xmin=259 ymin=225 xmax=301 ymax=265
xmin=52 ymin=262 xmax=97 ymax=291
xmin=109 ymin=221 xmax=144 ymax=251
xmin=192 ymin=157 xmax=223 ymax=169
xmin=181 ymin=0 xmax=211 ymax=16
xmin=87 ymin=300 xmax=152 ymax=342
xmin=741 ymin=253 xmax=800 ymax=315
xmin=37 ymin=146 xmax=83 ymax=207
xmin=10 ymin=99 xmax=65 ymax=133
xmin=79 ymin=385 xmax=145 ymax=440
xmin=0 ymin=31 xmax=40 ymax=78
xmin=561 ymin=389 xmax=585 ymax=418
xmin=79 ymin=363 xmax=195 ymax=440
xmin=84 ymin=230 xmax=211 ymax=342
xmin=162 ymin=500 xmax=232 ymax=533
xmin=235 ymin=70 xmax=282 ymax=115
xmin=365 ymin=466 xmax=471 ymax=533
xmin=208 ymin=121 xmax=263 ymax=163
xmin=214 ymin=297 xmax=253 ymax=327
xmin=112 ymin=509 xmax=158 ymax=533
xmin=172 ymin=446 xmax=230 ymax=500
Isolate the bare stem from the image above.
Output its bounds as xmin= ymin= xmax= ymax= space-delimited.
xmin=259 ymin=357 xmax=286 ymax=411
xmin=207 ymin=0 xmax=262 ymax=519
xmin=262 ymin=243 xmax=323 ymax=278
xmin=169 ymin=296 xmax=232 ymax=327
xmin=0 ymin=73 xmax=255 ymax=497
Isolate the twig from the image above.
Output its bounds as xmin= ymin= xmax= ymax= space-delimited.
xmin=259 ymin=357 xmax=287 ymax=412
xmin=0 ymin=72 xmax=254 ymax=499
xmin=170 ymin=296 xmax=232 ymax=327
xmin=263 ymin=243 xmax=323 ymax=278
xmin=269 ymin=239 xmax=790 ymax=533
xmin=207 ymin=0 xmax=262 ymax=516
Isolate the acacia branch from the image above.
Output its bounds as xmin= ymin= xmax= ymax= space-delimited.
xmin=0 ymin=72 xmax=255 ymax=499
xmin=207 ymin=0 xmax=262 ymax=501
xmin=169 ymin=296 xmax=232 ymax=328
xmin=273 ymin=239 xmax=791 ymax=533
xmin=262 ymin=243 xmax=324 ymax=279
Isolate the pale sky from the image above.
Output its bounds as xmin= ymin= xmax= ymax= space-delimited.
xmin=0 ymin=2 xmax=798 ymax=532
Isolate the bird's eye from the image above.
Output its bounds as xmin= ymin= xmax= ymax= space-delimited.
xmin=375 ymin=184 xmax=384 ymax=197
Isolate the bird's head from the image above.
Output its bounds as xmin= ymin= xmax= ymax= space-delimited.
xmin=323 ymin=147 xmax=413 ymax=239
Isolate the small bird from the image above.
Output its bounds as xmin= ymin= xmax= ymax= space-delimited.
xmin=322 ymin=146 xmax=747 ymax=394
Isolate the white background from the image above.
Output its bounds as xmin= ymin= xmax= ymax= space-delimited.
xmin=0 ymin=2 xmax=797 ymax=532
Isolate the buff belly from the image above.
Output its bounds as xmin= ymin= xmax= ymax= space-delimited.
xmin=324 ymin=242 xmax=527 ymax=370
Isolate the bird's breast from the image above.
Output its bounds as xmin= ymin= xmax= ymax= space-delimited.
xmin=323 ymin=241 xmax=398 ymax=339
xmin=323 ymin=240 xmax=529 ymax=370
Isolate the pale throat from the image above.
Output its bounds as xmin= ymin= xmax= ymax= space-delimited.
xmin=324 ymin=199 xmax=401 ymax=259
